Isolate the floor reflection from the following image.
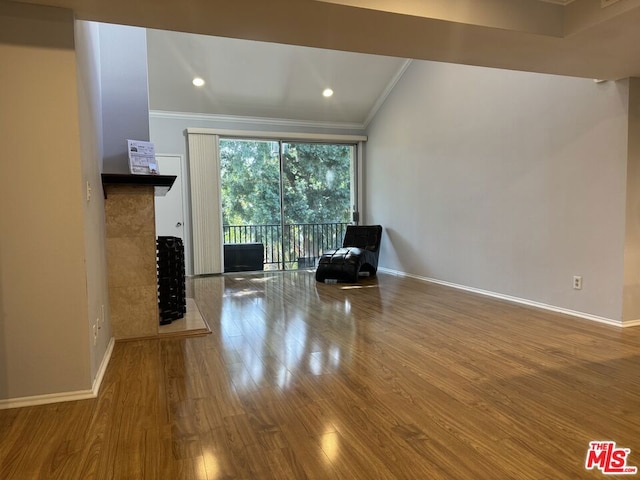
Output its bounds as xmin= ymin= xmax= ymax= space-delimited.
xmin=321 ymin=431 xmax=340 ymax=463
xmin=205 ymin=271 xmax=379 ymax=393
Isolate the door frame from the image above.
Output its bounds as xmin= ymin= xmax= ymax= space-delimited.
xmin=186 ymin=127 xmax=366 ymax=273
xmin=219 ymin=138 xmax=360 ymax=270
xmin=156 ymin=153 xmax=192 ymax=276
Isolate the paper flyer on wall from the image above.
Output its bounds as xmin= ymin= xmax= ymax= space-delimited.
xmin=128 ymin=140 xmax=159 ymax=175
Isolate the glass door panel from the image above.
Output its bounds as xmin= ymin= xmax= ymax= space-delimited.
xmin=219 ymin=139 xmax=282 ymax=270
xmin=281 ymin=142 xmax=354 ymax=270
xmin=219 ymin=139 xmax=356 ymax=272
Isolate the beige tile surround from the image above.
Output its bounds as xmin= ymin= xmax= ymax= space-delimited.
xmin=104 ymin=185 xmax=158 ymax=340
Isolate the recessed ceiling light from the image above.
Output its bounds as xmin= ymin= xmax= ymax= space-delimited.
xmin=322 ymin=88 xmax=334 ymax=98
xmin=192 ymin=77 xmax=205 ymax=87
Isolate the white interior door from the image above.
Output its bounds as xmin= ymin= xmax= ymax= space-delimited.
xmin=155 ymin=155 xmax=185 ymax=239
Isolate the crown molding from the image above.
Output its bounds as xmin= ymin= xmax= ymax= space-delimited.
xmin=364 ymin=59 xmax=413 ymax=129
xmin=149 ymin=110 xmax=366 ymax=131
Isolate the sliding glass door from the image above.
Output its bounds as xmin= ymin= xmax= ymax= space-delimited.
xmin=219 ymin=138 xmax=356 ymax=271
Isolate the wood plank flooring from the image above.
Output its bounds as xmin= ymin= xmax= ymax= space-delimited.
xmin=2 ymin=271 xmax=640 ymax=479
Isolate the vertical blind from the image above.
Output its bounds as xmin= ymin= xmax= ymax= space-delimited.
xmin=187 ymin=132 xmax=223 ymax=274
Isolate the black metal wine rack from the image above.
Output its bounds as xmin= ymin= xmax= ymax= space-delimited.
xmin=156 ymin=236 xmax=186 ymax=325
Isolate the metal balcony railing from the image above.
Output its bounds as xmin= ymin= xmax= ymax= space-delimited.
xmin=223 ymin=222 xmax=349 ymax=270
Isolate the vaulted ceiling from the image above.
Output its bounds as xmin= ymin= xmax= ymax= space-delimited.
xmin=146 ymin=30 xmax=410 ymax=126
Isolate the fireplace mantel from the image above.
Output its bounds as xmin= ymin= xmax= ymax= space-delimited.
xmin=101 ymin=173 xmax=176 ymax=197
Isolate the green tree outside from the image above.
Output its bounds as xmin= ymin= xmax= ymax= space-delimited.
xmin=219 ymin=139 xmax=353 ymax=268
xmin=219 ymin=139 xmax=281 ymax=226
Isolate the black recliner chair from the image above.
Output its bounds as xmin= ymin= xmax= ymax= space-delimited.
xmin=315 ymin=225 xmax=383 ymax=283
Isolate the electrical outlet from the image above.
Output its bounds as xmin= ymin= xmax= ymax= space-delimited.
xmin=86 ymin=181 xmax=92 ymax=202
xmin=573 ymin=276 xmax=583 ymax=290
xmin=93 ymin=323 xmax=98 ymax=345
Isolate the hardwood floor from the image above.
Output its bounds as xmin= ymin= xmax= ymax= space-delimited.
xmin=2 ymin=271 xmax=640 ymax=479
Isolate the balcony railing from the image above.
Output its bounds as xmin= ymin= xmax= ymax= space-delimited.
xmin=223 ymin=222 xmax=349 ymax=270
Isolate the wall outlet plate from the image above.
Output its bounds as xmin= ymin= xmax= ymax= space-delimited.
xmin=573 ymin=276 xmax=583 ymax=290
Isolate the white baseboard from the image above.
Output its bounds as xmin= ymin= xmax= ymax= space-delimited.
xmin=378 ymin=268 xmax=630 ymax=328
xmin=92 ymin=337 xmax=115 ymax=395
xmin=0 ymin=389 xmax=97 ymax=410
xmin=0 ymin=337 xmax=115 ymax=410
xmin=622 ymin=318 xmax=640 ymax=328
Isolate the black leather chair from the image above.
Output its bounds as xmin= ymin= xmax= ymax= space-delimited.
xmin=315 ymin=225 xmax=383 ymax=283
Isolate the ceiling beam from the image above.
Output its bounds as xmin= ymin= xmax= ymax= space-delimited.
xmin=8 ymin=0 xmax=640 ymax=79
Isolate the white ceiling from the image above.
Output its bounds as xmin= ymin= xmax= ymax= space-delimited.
xmin=146 ymin=30 xmax=410 ymax=126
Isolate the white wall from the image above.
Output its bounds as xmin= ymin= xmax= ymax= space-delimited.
xmin=623 ymin=78 xmax=640 ymax=322
xmin=0 ymin=3 xmax=91 ymax=399
xmin=100 ymin=24 xmax=150 ymax=173
xmin=366 ymin=60 xmax=629 ymax=321
xmin=75 ymin=20 xmax=112 ymax=381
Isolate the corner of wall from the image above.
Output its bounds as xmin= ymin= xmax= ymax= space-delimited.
xmin=622 ymin=77 xmax=640 ymax=322
xmin=75 ymin=19 xmax=112 ymax=383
